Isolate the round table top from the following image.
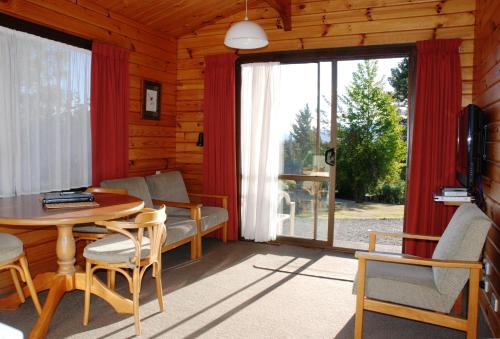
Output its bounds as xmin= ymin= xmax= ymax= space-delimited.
xmin=0 ymin=193 xmax=144 ymax=226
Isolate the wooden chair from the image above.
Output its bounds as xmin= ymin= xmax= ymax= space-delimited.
xmin=82 ymin=206 xmax=167 ymax=336
xmin=73 ymin=187 xmax=129 ymax=242
xmin=0 ymin=233 xmax=42 ymax=315
xmin=353 ymin=203 xmax=491 ymax=339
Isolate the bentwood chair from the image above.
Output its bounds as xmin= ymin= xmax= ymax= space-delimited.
xmin=353 ymin=203 xmax=491 ymax=339
xmin=82 ymin=206 xmax=167 ymax=336
xmin=0 ymin=233 xmax=42 ymax=315
xmin=73 ymin=187 xmax=129 ymax=242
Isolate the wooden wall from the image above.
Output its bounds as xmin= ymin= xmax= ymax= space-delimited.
xmin=474 ymin=0 xmax=500 ymax=335
xmin=176 ymin=0 xmax=476 ymax=193
xmin=0 ymin=0 xmax=177 ymax=293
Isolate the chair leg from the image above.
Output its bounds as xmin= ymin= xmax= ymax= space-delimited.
xmin=132 ymin=267 xmax=141 ymax=336
xmin=10 ymin=268 xmax=25 ymax=304
xmin=197 ymin=235 xmax=202 ymax=259
xmin=354 ymin=258 xmax=367 ymax=339
xmin=222 ymin=222 xmax=228 ymax=243
xmin=154 ymin=263 xmax=164 ymax=312
xmin=83 ymin=261 xmax=92 ymax=326
xmin=19 ymin=255 xmax=42 ymax=315
xmin=107 ymin=270 xmax=116 ymax=290
xmin=190 ymin=238 xmax=197 ymax=260
xmin=466 ymin=268 xmax=480 ymax=339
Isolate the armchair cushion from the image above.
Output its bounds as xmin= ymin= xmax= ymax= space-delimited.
xmin=171 ymin=206 xmax=228 ymax=232
xmin=432 ymin=203 xmax=491 ymax=294
xmin=146 ymin=172 xmax=190 ymax=215
xmin=354 ymin=259 xmax=456 ymax=313
xmin=101 ymin=177 xmax=154 ymax=208
xmin=0 ymin=233 xmax=23 ymax=262
xmin=83 ymin=234 xmax=150 ymax=264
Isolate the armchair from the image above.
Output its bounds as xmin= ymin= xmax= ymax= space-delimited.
xmin=145 ymin=171 xmax=228 ymax=258
xmin=353 ymin=203 xmax=491 ymax=339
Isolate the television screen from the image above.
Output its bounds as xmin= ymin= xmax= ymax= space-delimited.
xmin=456 ymin=104 xmax=485 ymax=189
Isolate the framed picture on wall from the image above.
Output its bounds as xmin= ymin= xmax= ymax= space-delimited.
xmin=142 ymin=80 xmax=161 ymax=120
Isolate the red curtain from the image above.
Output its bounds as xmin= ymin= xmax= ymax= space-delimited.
xmin=203 ymin=53 xmax=239 ymax=240
xmin=404 ymin=39 xmax=462 ymax=257
xmin=90 ymin=42 xmax=129 ymax=186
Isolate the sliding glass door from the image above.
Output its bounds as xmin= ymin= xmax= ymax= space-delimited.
xmin=277 ymin=62 xmax=335 ymax=246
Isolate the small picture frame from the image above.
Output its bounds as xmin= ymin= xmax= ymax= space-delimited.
xmin=142 ymin=80 xmax=161 ymax=120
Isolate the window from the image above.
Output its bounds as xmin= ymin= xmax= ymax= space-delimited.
xmin=0 ymin=26 xmax=92 ymax=197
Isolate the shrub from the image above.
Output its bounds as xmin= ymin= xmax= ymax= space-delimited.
xmin=377 ymin=181 xmax=406 ymax=204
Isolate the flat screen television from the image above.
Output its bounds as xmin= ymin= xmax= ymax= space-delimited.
xmin=456 ymin=104 xmax=485 ymax=190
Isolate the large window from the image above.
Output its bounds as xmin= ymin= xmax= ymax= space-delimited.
xmin=0 ymin=26 xmax=92 ymax=197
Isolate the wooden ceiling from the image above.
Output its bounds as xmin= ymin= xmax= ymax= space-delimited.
xmin=91 ymin=0 xmax=291 ymax=37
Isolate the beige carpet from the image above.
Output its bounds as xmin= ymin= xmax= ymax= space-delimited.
xmin=0 ymin=240 xmax=492 ymax=338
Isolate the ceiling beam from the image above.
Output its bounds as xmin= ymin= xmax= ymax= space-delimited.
xmin=264 ymin=0 xmax=291 ymax=31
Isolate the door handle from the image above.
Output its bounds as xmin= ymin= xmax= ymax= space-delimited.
xmin=325 ymin=148 xmax=336 ymax=166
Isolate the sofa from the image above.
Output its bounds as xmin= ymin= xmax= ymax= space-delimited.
xmin=101 ymin=171 xmax=228 ymax=259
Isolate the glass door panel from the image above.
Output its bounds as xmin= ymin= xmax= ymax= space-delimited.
xmin=277 ymin=62 xmax=333 ymax=243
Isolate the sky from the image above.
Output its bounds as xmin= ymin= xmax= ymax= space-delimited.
xmin=277 ymin=58 xmax=404 ymax=139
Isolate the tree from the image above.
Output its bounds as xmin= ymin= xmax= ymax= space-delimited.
xmin=289 ymin=103 xmax=316 ymax=169
xmin=388 ymin=57 xmax=409 ymax=106
xmin=336 ymin=60 xmax=406 ymax=202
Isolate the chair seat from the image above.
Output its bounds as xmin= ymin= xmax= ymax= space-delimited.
xmin=83 ymin=234 xmax=150 ymax=264
xmin=353 ymin=257 xmax=457 ymax=313
xmin=165 ymin=217 xmax=197 ymax=246
xmin=73 ymin=223 xmax=108 ymax=234
xmin=0 ymin=233 xmax=23 ymax=263
xmin=171 ymin=206 xmax=228 ymax=232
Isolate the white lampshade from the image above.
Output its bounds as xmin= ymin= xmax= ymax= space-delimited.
xmin=224 ymin=18 xmax=268 ymax=49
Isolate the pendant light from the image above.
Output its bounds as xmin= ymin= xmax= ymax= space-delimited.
xmin=224 ymin=0 xmax=268 ymax=49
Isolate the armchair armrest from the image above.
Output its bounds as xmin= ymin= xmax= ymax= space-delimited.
xmin=152 ymin=199 xmax=202 ymax=220
xmin=188 ymin=193 xmax=228 ymax=209
xmin=355 ymin=251 xmax=482 ymax=269
xmin=368 ymin=230 xmax=441 ymax=252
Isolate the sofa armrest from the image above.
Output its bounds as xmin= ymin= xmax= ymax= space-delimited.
xmin=355 ymin=251 xmax=482 ymax=269
xmin=152 ymin=199 xmax=202 ymax=220
xmin=188 ymin=193 xmax=228 ymax=209
xmin=368 ymin=230 xmax=441 ymax=252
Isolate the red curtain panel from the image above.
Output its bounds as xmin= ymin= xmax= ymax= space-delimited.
xmin=404 ymin=39 xmax=462 ymax=257
xmin=203 ymin=53 xmax=239 ymax=240
xmin=90 ymin=42 xmax=129 ymax=186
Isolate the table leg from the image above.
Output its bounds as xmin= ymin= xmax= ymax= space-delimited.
xmin=29 ymin=275 xmax=67 ymax=339
xmin=56 ymin=225 xmax=76 ymax=275
xmin=74 ymin=272 xmax=133 ymax=314
xmin=0 ymin=272 xmax=56 ymax=310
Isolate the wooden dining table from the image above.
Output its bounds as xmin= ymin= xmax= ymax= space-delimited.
xmin=0 ymin=192 xmax=144 ymax=339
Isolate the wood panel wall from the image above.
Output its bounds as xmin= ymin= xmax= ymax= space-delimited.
xmin=0 ymin=0 xmax=177 ymax=293
xmin=176 ymin=0 xmax=476 ymax=193
xmin=474 ymin=0 xmax=500 ymax=335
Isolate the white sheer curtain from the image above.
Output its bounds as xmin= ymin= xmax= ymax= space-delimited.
xmin=240 ymin=62 xmax=281 ymax=242
xmin=0 ymin=26 xmax=92 ymax=197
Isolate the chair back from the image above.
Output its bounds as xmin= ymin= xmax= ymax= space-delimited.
xmin=86 ymin=187 xmax=128 ymax=195
xmin=432 ymin=203 xmax=491 ymax=295
xmin=101 ymin=177 xmax=154 ymax=208
xmin=146 ymin=171 xmax=190 ymax=215
xmin=95 ymin=206 xmax=167 ymax=267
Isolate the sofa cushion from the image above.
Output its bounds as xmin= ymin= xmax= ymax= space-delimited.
xmin=432 ymin=203 xmax=491 ymax=294
xmin=165 ymin=217 xmax=197 ymax=246
xmin=101 ymin=177 xmax=154 ymax=208
xmin=146 ymin=171 xmax=190 ymax=215
xmin=353 ymin=258 xmax=456 ymax=313
xmin=171 ymin=206 xmax=228 ymax=232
